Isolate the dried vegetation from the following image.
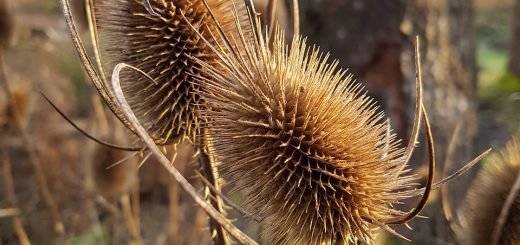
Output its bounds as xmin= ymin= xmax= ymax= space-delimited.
xmin=0 ymin=0 xmax=512 ymax=244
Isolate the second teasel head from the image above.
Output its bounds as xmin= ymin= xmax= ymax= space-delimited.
xmin=458 ymin=134 xmax=520 ymax=245
xmin=91 ymin=0 xmax=250 ymax=143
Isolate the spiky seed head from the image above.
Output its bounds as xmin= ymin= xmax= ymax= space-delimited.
xmin=198 ymin=27 xmax=418 ymax=244
xmin=458 ymin=134 xmax=520 ymax=245
xmin=93 ymin=0 xmax=250 ymax=143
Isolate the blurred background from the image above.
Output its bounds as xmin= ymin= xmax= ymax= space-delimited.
xmin=0 ymin=0 xmax=519 ymax=244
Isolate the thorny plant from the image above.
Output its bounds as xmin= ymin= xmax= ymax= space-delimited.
xmin=58 ymin=0 xmax=255 ymax=243
xmin=53 ymin=0 xmax=491 ymax=243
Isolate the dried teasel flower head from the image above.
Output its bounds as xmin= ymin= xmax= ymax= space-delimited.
xmin=90 ymin=0 xmax=250 ymax=144
xmin=196 ymin=22 xmax=436 ymax=243
xmin=458 ymin=134 xmax=520 ymax=245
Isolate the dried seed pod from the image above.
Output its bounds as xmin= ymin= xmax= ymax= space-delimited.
xmin=92 ymin=0 xmax=250 ymax=143
xmin=197 ymin=25 xmax=424 ymax=243
xmin=458 ymin=134 xmax=520 ymax=245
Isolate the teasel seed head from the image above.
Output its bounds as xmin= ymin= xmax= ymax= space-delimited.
xmin=458 ymin=134 xmax=520 ymax=245
xmin=196 ymin=25 xmax=422 ymax=243
xmin=92 ymin=0 xmax=250 ymax=143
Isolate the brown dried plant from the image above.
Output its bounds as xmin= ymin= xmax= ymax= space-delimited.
xmin=58 ymin=0 xmax=490 ymax=243
xmin=86 ymin=0 xmax=255 ymax=243
xmin=191 ymin=11 xmax=490 ymax=243
xmin=195 ymin=20 xmax=425 ymax=243
xmin=1 ymin=3 xmax=65 ymax=239
xmin=58 ymin=0 xmax=258 ymax=243
xmin=455 ymin=134 xmax=520 ymax=245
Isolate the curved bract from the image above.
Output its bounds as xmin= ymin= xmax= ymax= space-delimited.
xmin=196 ymin=24 xmax=423 ymax=243
xmin=92 ymin=0 xmax=250 ymax=143
xmin=458 ymin=134 xmax=520 ymax=245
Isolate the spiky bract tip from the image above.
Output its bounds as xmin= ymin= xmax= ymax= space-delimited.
xmin=198 ymin=25 xmax=418 ymax=244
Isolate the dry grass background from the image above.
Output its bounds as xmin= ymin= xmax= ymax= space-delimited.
xmin=0 ymin=0 xmax=518 ymax=244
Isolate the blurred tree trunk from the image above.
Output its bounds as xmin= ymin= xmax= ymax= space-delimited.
xmin=401 ymin=0 xmax=478 ymax=243
xmin=300 ymin=0 xmax=478 ymax=243
xmin=299 ymin=0 xmax=410 ymax=139
xmin=509 ymin=0 xmax=520 ymax=76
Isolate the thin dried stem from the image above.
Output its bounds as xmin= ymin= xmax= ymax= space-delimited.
xmin=383 ymin=37 xmax=433 ymax=225
xmin=402 ymin=36 xmax=424 ymax=169
xmin=11 ymin=218 xmax=30 ymax=245
xmin=130 ymin=177 xmax=141 ymax=239
xmin=167 ymin=173 xmax=181 ymax=244
xmin=199 ymin=148 xmax=230 ymax=245
xmin=111 ymin=63 xmax=257 ymax=245
xmin=120 ymin=194 xmax=142 ymax=245
xmin=291 ymin=0 xmax=299 ymax=36
xmin=201 ymin=127 xmax=232 ymax=244
xmin=1 ymin=145 xmax=30 ymax=244
xmin=195 ymin=171 xmax=260 ymax=222
xmin=91 ymin=95 xmax=109 ymax=135
xmin=189 ymin=207 xmax=207 ymax=245
xmin=408 ymin=148 xmax=491 ymax=196
xmin=0 ymin=48 xmax=65 ymax=237
xmin=0 ymin=208 xmax=18 ymax=217
xmin=85 ymin=0 xmax=106 ymax=83
xmin=95 ymin=195 xmax=119 ymax=215
xmin=40 ymin=92 xmax=144 ymax=152
xmin=59 ymin=0 xmax=138 ymax=135
xmin=386 ymin=103 xmax=435 ymax=225
xmin=491 ymin=170 xmax=520 ymax=245
xmin=244 ymin=0 xmax=258 ymax=16
xmin=434 ymin=149 xmax=492 ymax=189
xmin=267 ymin=0 xmax=278 ymax=38
xmin=440 ymin=120 xmax=463 ymax=236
